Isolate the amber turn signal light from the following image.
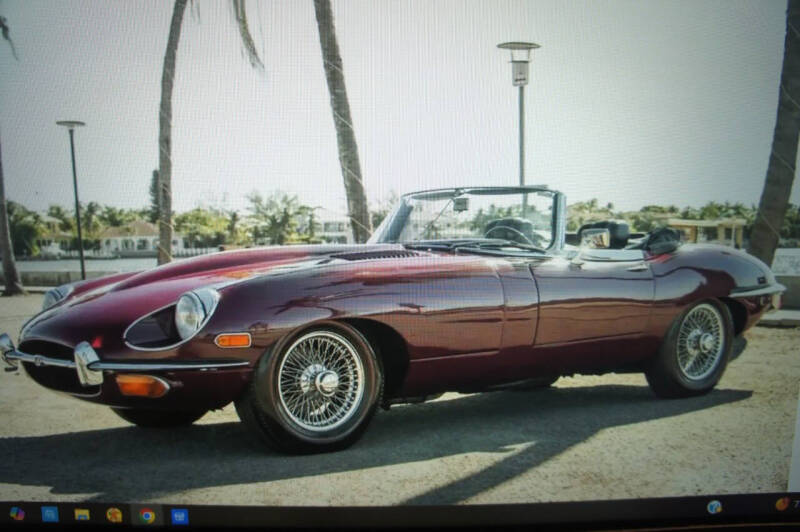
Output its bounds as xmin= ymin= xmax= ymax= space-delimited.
xmin=115 ymin=374 xmax=170 ymax=398
xmin=215 ymin=333 xmax=252 ymax=348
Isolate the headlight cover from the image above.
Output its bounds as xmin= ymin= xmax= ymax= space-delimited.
xmin=42 ymin=284 xmax=75 ymax=311
xmin=174 ymin=288 xmax=220 ymax=340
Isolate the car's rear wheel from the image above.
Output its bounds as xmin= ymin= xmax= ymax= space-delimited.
xmin=111 ymin=407 xmax=207 ymax=428
xmin=235 ymin=322 xmax=383 ymax=454
xmin=645 ymin=299 xmax=733 ymax=398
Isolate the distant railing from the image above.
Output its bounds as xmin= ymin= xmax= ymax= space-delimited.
xmin=27 ymin=247 xmax=220 ymax=260
xmin=173 ymin=247 xmax=219 ymax=258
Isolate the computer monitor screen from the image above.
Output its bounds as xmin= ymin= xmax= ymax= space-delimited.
xmin=0 ymin=1 xmax=798 ymax=528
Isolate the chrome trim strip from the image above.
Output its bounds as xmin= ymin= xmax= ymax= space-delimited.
xmin=91 ymin=360 xmax=249 ymax=371
xmin=5 ymin=350 xmax=76 ymax=368
xmin=2 ymin=347 xmax=248 ymax=372
xmin=729 ymin=283 xmax=787 ymax=298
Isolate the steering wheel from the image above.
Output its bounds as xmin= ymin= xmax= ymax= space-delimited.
xmin=484 ymin=225 xmax=539 ymax=246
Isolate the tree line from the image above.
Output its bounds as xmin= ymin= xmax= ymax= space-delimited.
xmin=567 ymin=199 xmax=800 ymax=246
xmin=8 ymin=193 xmax=799 ymax=257
xmin=6 ymin=189 xmax=395 ymax=257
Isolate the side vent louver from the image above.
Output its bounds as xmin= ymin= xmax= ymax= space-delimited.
xmin=332 ymin=250 xmax=422 ymax=261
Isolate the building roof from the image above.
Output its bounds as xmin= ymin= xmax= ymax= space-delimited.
xmin=99 ymin=220 xmax=160 ymax=238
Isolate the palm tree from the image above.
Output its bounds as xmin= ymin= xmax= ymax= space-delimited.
xmin=0 ymin=134 xmax=24 ymax=295
xmin=312 ymin=0 xmax=371 ymax=243
xmin=0 ymin=15 xmax=24 ymax=295
xmin=82 ymin=201 xmax=101 ymax=238
xmin=748 ymin=0 xmax=800 ymax=266
xmin=47 ymin=205 xmax=75 ymax=232
xmin=247 ymin=191 xmax=309 ymax=245
xmin=157 ymin=0 xmax=263 ymax=265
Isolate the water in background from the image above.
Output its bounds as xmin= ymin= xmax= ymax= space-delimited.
xmin=17 ymin=258 xmax=158 ymax=273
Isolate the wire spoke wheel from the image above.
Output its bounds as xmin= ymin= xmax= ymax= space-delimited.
xmin=676 ymin=303 xmax=725 ymax=381
xmin=277 ymin=331 xmax=365 ymax=433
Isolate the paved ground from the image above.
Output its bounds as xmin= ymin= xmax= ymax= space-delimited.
xmin=0 ymin=294 xmax=797 ymax=506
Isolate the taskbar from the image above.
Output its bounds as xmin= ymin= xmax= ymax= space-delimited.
xmin=3 ymin=493 xmax=800 ymax=529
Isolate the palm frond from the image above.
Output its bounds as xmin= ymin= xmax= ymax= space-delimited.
xmin=231 ymin=0 xmax=263 ymax=71
xmin=0 ymin=15 xmax=19 ymax=61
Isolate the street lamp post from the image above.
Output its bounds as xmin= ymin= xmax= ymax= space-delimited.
xmin=497 ymin=42 xmax=540 ymax=187
xmin=56 ymin=120 xmax=86 ymax=280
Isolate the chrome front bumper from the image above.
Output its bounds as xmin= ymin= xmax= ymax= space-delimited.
xmin=730 ymin=282 xmax=786 ymax=312
xmin=0 ymin=333 xmax=249 ymax=387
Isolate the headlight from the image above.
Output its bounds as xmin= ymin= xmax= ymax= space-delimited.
xmin=174 ymin=288 xmax=220 ymax=340
xmin=42 ymin=284 xmax=75 ymax=311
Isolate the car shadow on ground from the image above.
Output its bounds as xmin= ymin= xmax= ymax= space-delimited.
xmin=0 ymin=384 xmax=751 ymax=504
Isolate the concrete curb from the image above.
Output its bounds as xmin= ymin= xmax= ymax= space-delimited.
xmin=758 ymin=309 xmax=800 ymax=328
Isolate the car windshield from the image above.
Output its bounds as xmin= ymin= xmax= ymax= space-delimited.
xmin=369 ymin=187 xmax=556 ymax=252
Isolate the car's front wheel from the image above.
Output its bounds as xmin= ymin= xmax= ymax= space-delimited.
xmin=645 ymin=299 xmax=733 ymax=398
xmin=235 ymin=322 xmax=383 ymax=454
xmin=111 ymin=407 xmax=207 ymax=428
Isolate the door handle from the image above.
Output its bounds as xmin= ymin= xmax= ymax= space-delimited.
xmin=626 ymin=262 xmax=648 ymax=272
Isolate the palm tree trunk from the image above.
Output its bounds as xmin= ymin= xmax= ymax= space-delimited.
xmin=157 ymin=0 xmax=188 ymax=265
xmin=313 ymin=0 xmax=371 ymax=243
xmin=748 ymin=0 xmax=800 ymax=266
xmin=0 ymin=134 xmax=25 ymax=295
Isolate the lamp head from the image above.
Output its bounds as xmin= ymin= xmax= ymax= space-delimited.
xmin=497 ymin=42 xmax=540 ymax=86
xmin=56 ymin=120 xmax=86 ymax=130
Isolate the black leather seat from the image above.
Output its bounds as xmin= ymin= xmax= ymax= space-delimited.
xmin=577 ymin=220 xmax=630 ymax=249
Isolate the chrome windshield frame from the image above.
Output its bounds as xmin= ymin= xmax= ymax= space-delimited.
xmin=369 ymin=186 xmax=566 ymax=254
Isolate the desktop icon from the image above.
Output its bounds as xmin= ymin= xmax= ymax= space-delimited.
xmin=41 ymin=506 xmax=59 ymax=523
xmin=170 ymin=509 xmax=189 ymax=526
xmin=706 ymin=500 xmax=723 ymax=515
xmin=74 ymin=508 xmax=90 ymax=521
xmin=130 ymin=505 xmax=163 ymax=526
xmin=106 ymin=507 xmax=123 ymax=523
xmin=139 ymin=508 xmax=156 ymax=525
xmin=9 ymin=507 xmax=25 ymax=521
xmin=776 ymin=497 xmax=791 ymax=511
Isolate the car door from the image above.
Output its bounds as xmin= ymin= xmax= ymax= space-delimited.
xmin=532 ymin=249 xmax=655 ymax=346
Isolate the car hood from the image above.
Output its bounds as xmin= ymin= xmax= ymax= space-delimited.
xmin=17 ymin=243 xmax=435 ymax=348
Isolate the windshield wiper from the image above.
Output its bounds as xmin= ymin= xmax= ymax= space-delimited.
xmin=452 ymin=239 xmax=546 ymax=253
xmin=404 ymin=239 xmax=546 ymax=254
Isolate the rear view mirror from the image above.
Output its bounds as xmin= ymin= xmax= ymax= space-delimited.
xmin=453 ymin=196 xmax=469 ymax=212
xmin=581 ymin=228 xmax=610 ymax=249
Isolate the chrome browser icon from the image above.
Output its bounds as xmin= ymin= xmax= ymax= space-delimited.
xmin=9 ymin=507 xmax=25 ymax=521
xmin=138 ymin=508 xmax=156 ymax=525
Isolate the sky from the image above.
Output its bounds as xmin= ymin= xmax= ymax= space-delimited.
xmin=0 ymin=0 xmax=796 ymax=222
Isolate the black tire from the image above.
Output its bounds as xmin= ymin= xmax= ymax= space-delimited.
xmin=645 ymin=299 xmax=734 ymax=398
xmin=235 ymin=322 xmax=383 ymax=454
xmin=111 ymin=407 xmax=207 ymax=428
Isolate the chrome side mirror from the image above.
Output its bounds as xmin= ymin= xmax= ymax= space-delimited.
xmin=580 ymin=228 xmax=611 ymax=249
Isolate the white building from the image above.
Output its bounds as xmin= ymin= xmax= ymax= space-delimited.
xmin=313 ymin=212 xmax=354 ymax=244
xmin=99 ymin=220 xmax=185 ymax=256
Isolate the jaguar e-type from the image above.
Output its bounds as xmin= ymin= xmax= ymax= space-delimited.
xmin=0 ymin=186 xmax=785 ymax=453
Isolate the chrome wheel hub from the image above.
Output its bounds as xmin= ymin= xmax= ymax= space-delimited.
xmin=676 ymin=304 xmax=725 ymax=381
xmin=277 ymin=331 xmax=364 ymax=432
xmin=299 ymin=364 xmax=326 ymax=394
xmin=316 ymin=371 xmax=339 ymax=397
xmin=700 ymin=333 xmax=715 ymax=353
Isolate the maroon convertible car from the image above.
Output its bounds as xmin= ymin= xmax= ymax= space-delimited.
xmin=0 ymin=186 xmax=786 ymax=453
